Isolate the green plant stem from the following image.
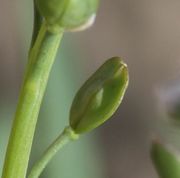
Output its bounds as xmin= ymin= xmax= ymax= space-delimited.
xmin=2 ymin=21 xmax=63 ymax=178
xmin=28 ymin=126 xmax=79 ymax=178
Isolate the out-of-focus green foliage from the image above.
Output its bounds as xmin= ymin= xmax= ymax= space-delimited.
xmin=151 ymin=140 xmax=180 ymax=178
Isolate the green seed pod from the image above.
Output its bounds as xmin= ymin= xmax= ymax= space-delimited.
xmin=69 ymin=57 xmax=129 ymax=134
xmin=35 ymin=0 xmax=99 ymax=33
xmin=151 ymin=140 xmax=180 ymax=178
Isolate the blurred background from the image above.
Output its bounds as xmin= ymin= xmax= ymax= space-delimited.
xmin=1 ymin=0 xmax=180 ymax=177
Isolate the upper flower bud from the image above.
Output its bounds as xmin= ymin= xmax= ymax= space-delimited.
xmin=35 ymin=0 xmax=99 ymax=33
xmin=69 ymin=57 xmax=129 ymax=134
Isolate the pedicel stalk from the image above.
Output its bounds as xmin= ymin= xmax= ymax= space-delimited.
xmin=1 ymin=1 xmax=129 ymax=178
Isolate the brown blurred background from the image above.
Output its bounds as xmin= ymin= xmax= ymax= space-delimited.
xmin=1 ymin=0 xmax=180 ymax=177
